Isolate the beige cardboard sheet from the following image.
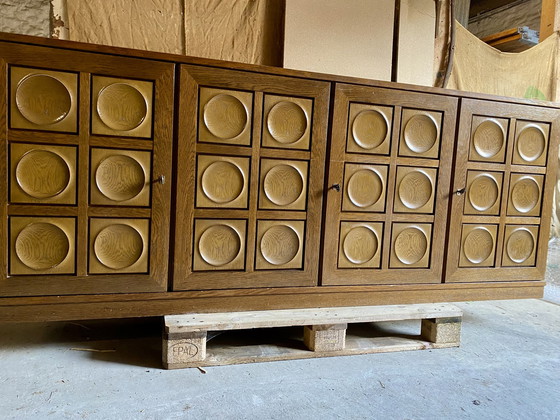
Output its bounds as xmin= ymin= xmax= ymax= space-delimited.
xmin=283 ymin=0 xmax=394 ymax=81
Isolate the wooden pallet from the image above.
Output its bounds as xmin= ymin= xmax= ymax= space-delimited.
xmin=163 ymin=303 xmax=463 ymax=369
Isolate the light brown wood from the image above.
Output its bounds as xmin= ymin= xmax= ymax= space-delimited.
xmin=0 ymin=33 xmax=558 ymax=323
xmin=172 ymin=64 xmax=329 ymax=290
xmin=322 ymin=83 xmax=457 ymax=285
xmin=445 ymin=99 xmax=560 ymax=282
xmin=91 ymin=75 xmax=153 ymax=138
xmin=0 ymin=40 xmax=174 ymax=297
xmin=303 ymin=324 xmax=347 ymax=352
xmin=540 ymin=0 xmax=560 ymax=41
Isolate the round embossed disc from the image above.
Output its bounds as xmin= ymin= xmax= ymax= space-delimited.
xmin=203 ymin=94 xmax=248 ymax=140
xmin=506 ymin=228 xmax=535 ymax=263
xmin=97 ymin=83 xmax=148 ymax=131
xmin=15 ymin=223 xmax=70 ymax=270
xmin=404 ymin=114 xmax=438 ymax=154
xmin=468 ymin=174 xmax=499 ymax=212
xmin=511 ymin=177 xmax=540 ymax=213
xmin=463 ymin=227 xmax=494 ymax=264
xmin=398 ymin=171 xmax=432 ymax=210
xmin=94 ymin=224 xmax=144 ymax=270
xmin=343 ymin=226 xmax=378 ymax=264
xmin=198 ymin=224 xmax=241 ymax=267
xmin=347 ymin=169 xmax=383 ymax=208
xmin=473 ymin=119 xmax=504 ymax=158
xmin=201 ymin=161 xmax=244 ymax=204
xmin=16 ymin=150 xmax=71 ymax=199
xmin=96 ymin=155 xmax=145 ymax=202
xmin=351 ymin=109 xmax=388 ymax=150
xmin=16 ymin=74 xmax=72 ymax=126
xmin=267 ymin=101 xmax=307 ymax=144
xmin=263 ymin=165 xmax=304 ymax=206
xmin=260 ymin=225 xmax=300 ymax=265
xmin=517 ymin=125 xmax=546 ymax=162
xmin=394 ymin=227 xmax=428 ymax=265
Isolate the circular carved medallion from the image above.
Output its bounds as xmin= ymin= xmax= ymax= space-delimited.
xmin=203 ymin=94 xmax=248 ymax=140
xmin=347 ymin=169 xmax=383 ymax=208
xmin=15 ymin=222 xmax=70 ymax=270
xmin=351 ymin=109 xmax=389 ymax=150
xmin=267 ymin=101 xmax=307 ymax=144
xmin=511 ymin=177 xmax=540 ymax=214
xmin=463 ymin=227 xmax=494 ymax=264
xmin=398 ymin=170 xmax=432 ymax=210
xmin=260 ymin=225 xmax=300 ymax=265
xmin=16 ymin=74 xmax=72 ymax=126
xmin=506 ymin=228 xmax=535 ymax=263
xmin=96 ymin=155 xmax=145 ymax=202
xmin=94 ymin=224 xmax=144 ymax=270
xmin=517 ymin=125 xmax=546 ymax=162
xmin=16 ymin=150 xmax=71 ymax=199
xmin=394 ymin=227 xmax=428 ymax=265
xmin=263 ymin=164 xmax=304 ymax=206
xmin=468 ymin=174 xmax=499 ymax=212
xmin=201 ymin=161 xmax=245 ymax=204
xmin=403 ymin=114 xmax=438 ymax=154
xmin=198 ymin=224 xmax=241 ymax=267
xmin=473 ymin=119 xmax=504 ymax=158
xmin=342 ymin=226 xmax=378 ymax=264
xmin=97 ymin=83 xmax=148 ymax=131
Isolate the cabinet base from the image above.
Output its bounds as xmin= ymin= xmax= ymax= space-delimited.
xmin=0 ymin=281 xmax=544 ymax=323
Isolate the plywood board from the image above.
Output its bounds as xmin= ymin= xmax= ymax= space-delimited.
xmin=283 ymin=0 xmax=394 ymax=80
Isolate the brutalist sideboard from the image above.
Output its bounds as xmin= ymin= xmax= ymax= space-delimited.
xmin=0 ymin=33 xmax=558 ymax=323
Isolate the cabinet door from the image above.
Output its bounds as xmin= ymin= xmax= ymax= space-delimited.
xmin=446 ymin=99 xmax=560 ymax=282
xmin=322 ymin=83 xmax=457 ymax=285
xmin=0 ymin=42 xmax=174 ymax=296
xmin=172 ymin=65 xmax=330 ymax=290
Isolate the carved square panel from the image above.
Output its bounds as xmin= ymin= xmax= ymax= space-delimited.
xmin=459 ymin=224 xmax=498 ymax=267
xmin=501 ymin=225 xmax=538 ymax=267
xmin=196 ymin=155 xmax=250 ymax=209
xmin=342 ymin=163 xmax=388 ymax=213
xmin=346 ymin=103 xmax=392 ymax=155
xmin=393 ymin=166 xmax=437 ymax=214
xmin=506 ymin=173 xmax=544 ymax=217
xmin=10 ymin=66 xmax=78 ymax=133
xmin=512 ymin=121 xmax=549 ymax=166
xmin=399 ymin=109 xmax=442 ymax=159
xmin=463 ymin=170 xmax=503 ymax=216
xmin=91 ymin=76 xmax=153 ymax=138
xmin=255 ymin=220 xmax=304 ymax=270
xmin=89 ymin=218 xmax=150 ymax=274
xmin=338 ymin=222 xmax=383 ymax=269
xmin=469 ymin=116 xmax=508 ymax=163
xmin=262 ymin=94 xmax=312 ymax=150
xmin=10 ymin=143 xmax=77 ymax=205
xmin=193 ymin=219 xmax=247 ymax=271
xmin=259 ymin=159 xmax=308 ymax=211
xmin=90 ymin=148 xmax=151 ymax=207
xmin=198 ymin=87 xmax=253 ymax=146
xmin=9 ymin=217 xmax=76 ymax=275
xmin=389 ymin=223 xmax=432 ymax=269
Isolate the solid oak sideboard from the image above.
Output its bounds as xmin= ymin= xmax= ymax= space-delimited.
xmin=0 ymin=33 xmax=558 ymax=323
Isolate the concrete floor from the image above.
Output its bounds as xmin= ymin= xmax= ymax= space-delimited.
xmin=1 ymin=246 xmax=559 ymax=419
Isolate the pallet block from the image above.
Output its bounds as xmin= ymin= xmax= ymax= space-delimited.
xmin=162 ymin=303 xmax=462 ymax=369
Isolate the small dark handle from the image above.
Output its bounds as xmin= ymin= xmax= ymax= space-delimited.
xmin=154 ymin=175 xmax=166 ymax=185
xmin=331 ymin=183 xmax=341 ymax=192
xmin=454 ymin=187 xmax=465 ymax=196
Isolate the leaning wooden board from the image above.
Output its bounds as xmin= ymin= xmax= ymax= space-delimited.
xmin=0 ymin=32 xmax=558 ymax=323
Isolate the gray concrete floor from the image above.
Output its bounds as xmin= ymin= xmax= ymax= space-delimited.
xmin=1 ymin=246 xmax=559 ymax=419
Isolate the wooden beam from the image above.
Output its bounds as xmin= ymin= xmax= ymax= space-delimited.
xmin=540 ymin=0 xmax=560 ymax=41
